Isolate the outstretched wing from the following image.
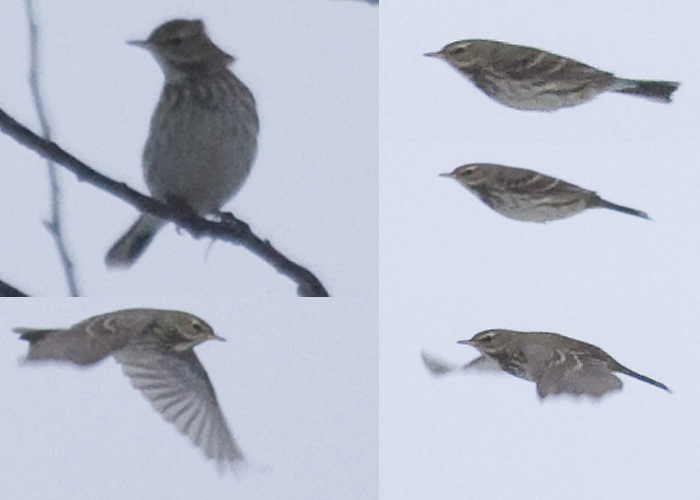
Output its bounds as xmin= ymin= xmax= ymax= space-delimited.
xmin=421 ymin=350 xmax=459 ymax=375
xmin=113 ymin=344 xmax=244 ymax=471
xmin=421 ymin=350 xmax=502 ymax=376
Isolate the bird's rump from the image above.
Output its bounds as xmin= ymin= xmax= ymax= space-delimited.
xmin=14 ymin=313 xmax=146 ymax=366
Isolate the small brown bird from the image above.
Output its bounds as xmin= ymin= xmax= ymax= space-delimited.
xmin=106 ymin=19 xmax=259 ymax=267
xmin=440 ymin=163 xmax=649 ymax=222
xmin=423 ymin=329 xmax=670 ymax=399
xmin=15 ymin=309 xmax=244 ymax=471
xmin=425 ymin=39 xmax=679 ymax=111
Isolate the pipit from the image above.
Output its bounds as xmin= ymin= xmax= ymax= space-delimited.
xmin=441 ymin=163 xmax=649 ymax=222
xmin=423 ymin=329 xmax=670 ymax=399
xmin=16 ymin=308 xmax=244 ymax=471
xmin=425 ymin=39 xmax=679 ymax=111
xmin=106 ymin=19 xmax=259 ymax=267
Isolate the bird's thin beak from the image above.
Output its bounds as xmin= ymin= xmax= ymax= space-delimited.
xmin=207 ymin=333 xmax=226 ymax=342
xmin=424 ymin=51 xmax=443 ymax=58
xmin=439 ymin=172 xmax=455 ymax=178
xmin=127 ymin=39 xmax=149 ymax=48
xmin=457 ymin=339 xmax=474 ymax=346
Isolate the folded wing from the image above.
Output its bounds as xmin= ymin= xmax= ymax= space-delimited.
xmin=536 ymin=353 xmax=622 ymax=399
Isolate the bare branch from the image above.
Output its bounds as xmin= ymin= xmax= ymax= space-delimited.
xmin=0 ymin=107 xmax=330 ymax=297
xmin=25 ymin=0 xmax=81 ymax=296
xmin=0 ymin=278 xmax=29 ymax=297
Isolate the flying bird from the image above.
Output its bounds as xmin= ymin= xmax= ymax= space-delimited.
xmin=423 ymin=329 xmax=670 ymax=399
xmin=440 ymin=163 xmax=649 ymax=222
xmin=425 ymin=39 xmax=679 ymax=111
xmin=15 ymin=308 xmax=244 ymax=471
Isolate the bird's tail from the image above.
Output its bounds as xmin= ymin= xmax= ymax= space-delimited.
xmin=618 ymin=365 xmax=671 ymax=392
xmin=13 ymin=328 xmax=55 ymax=343
xmin=13 ymin=328 xmax=65 ymax=364
xmin=105 ymin=214 xmax=165 ymax=269
xmin=611 ymin=78 xmax=680 ymax=103
xmin=597 ymin=199 xmax=650 ymax=220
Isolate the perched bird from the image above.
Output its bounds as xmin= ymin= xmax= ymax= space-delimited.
xmin=106 ymin=19 xmax=259 ymax=267
xmin=440 ymin=163 xmax=649 ymax=222
xmin=15 ymin=309 xmax=244 ymax=471
xmin=423 ymin=329 xmax=670 ymax=399
xmin=425 ymin=39 xmax=679 ymax=111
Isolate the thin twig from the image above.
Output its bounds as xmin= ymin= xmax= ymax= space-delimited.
xmin=25 ymin=0 xmax=81 ymax=296
xmin=0 ymin=107 xmax=330 ymax=297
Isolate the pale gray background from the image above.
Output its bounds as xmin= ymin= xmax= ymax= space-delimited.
xmin=381 ymin=1 xmax=700 ymax=499
xmin=0 ymin=0 xmax=377 ymax=297
xmin=0 ymin=298 xmax=378 ymax=499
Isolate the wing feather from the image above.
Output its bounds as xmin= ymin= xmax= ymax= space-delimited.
xmin=536 ymin=353 xmax=622 ymax=399
xmin=114 ymin=344 xmax=244 ymax=470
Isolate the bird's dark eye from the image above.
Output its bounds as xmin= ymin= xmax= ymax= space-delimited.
xmin=191 ymin=321 xmax=204 ymax=332
xmin=450 ymin=47 xmax=466 ymax=56
xmin=478 ymin=332 xmax=496 ymax=343
xmin=169 ymin=37 xmax=185 ymax=46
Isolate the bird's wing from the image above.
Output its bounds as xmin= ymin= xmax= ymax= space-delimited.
xmin=497 ymin=169 xmax=586 ymax=197
xmin=421 ymin=350 xmax=458 ymax=375
xmin=491 ymin=44 xmax=613 ymax=85
xmin=536 ymin=353 xmax=622 ymax=399
xmin=113 ymin=344 xmax=244 ymax=470
xmin=463 ymin=355 xmax=502 ymax=373
xmin=421 ymin=350 xmax=502 ymax=376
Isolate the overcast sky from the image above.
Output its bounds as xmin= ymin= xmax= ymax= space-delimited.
xmin=381 ymin=1 xmax=700 ymax=499
xmin=0 ymin=0 xmax=377 ymax=297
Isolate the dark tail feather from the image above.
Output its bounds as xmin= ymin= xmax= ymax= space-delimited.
xmin=612 ymin=78 xmax=680 ymax=103
xmin=596 ymin=199 xmax=650 ymax=220
xmin=619 ymin=366 xmax=671 ymax=392
xmin=105 ymin=214 xmax=163 ymax=269
xmin=13 ymin=328 xmax=55 ymax=343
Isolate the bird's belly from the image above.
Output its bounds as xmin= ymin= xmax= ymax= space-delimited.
xmin=143 ymin=102 xmax=257 ymax=214
xmin=478 ymin=75 xmax=606 ymax=111
xmin=491 ymin=193 xmax=587 ymax=222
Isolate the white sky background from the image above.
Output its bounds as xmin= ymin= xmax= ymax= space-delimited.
xmin=0 ymin=298 xmax=378 ymax=499
xmin=0 ymin=0 xmax=377 ymax=297
xmin=380 ymin=1 xmax=700 ymax=500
